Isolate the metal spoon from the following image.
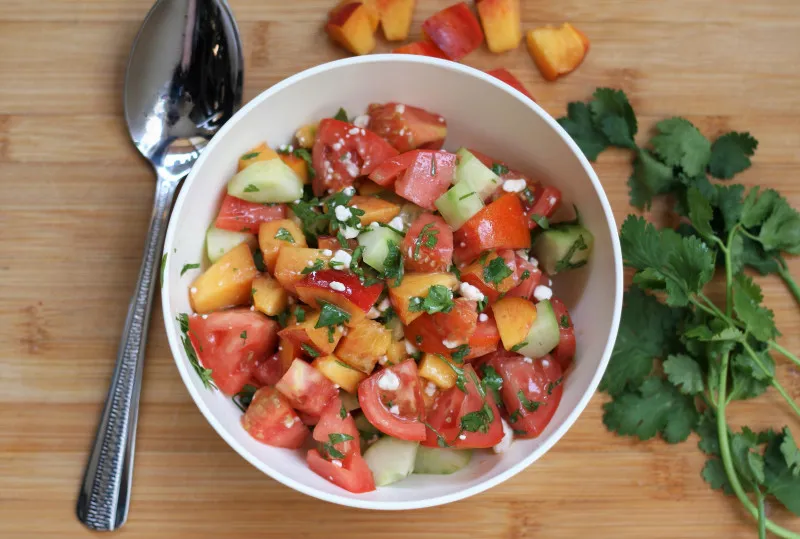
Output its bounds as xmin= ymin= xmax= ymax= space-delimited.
xmin=76 ymin=0 xmax=242 ymax=530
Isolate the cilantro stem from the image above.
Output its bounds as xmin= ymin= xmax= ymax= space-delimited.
xmin=715 ymin=351 xmax=799 ymax=539
xmin=756 ymin=489 xmax=767 ymax=539
xmin=725 ymin=228 xmax=736 ymax=317
xmin=776 ymin=263 xmax=800 ymax=307
xmin=742 ymin=340 xmax=800 ymax=418
xmin=769 ymin=341 xmax=800 ymax=370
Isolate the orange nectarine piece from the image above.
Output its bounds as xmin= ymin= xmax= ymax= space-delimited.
xmin=327 ymin=2 xmax=377 ymax=56
xmin=375 ymin=0 xmax=415 ymax=41
xmin=476 ymin=0 xmax=521 ymax=53
xmin=526 ymin=23 xmax=590 ymax=81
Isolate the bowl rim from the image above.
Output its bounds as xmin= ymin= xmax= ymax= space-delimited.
xmin=161 ymin=53 xmax=623 ymax=510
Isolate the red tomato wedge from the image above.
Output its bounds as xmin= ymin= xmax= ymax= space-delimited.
xmin=312 ymin=118 xmax=399 ymax=196
xmin=485 ymin=68 xmax=534 ymax=101
xmin=275 ymin=359 xmax=339 ymax=418
xmin=422 ymin=2 xmax=484 ymax=61
xmin=296 ymin=270 xmax=383 ymax=314
xmin=466 ymin=311 xmax=501 ymax=359
xmin=453 ymin=193 xmax=531 ymax=264
xmin=307 ymin=450 xmax=376 ymax=493
xmin=490 ymin=353 xmax=563 ymax=438
xmin=526 ymin=185 xmax=562 ymax=230
xmin=358 ymin=360 xmax=427 ymax=441
xmin=313 ymin=397 xmax=361 ymax=458
xmin=550 ymin=297 xmax=576 ymax=370
xmin=214 ymin=195 xmax=286 ymax=234
xmin=394 ymin=150 xmax=457 ymax=210
xmin=366 ymin=103 xmax=448 ymax=153
xmin=402 ymin=213 xmax=453 ymax=272
xmin=368 ymin=151 xmax=418 ymax=187
xmin=405 ymin=306 xmax=498 ymax=361
xmin=188 ymin=310 xmax=279 ymax=395
xmin=423 ymin=364 xmax=504 ymax=448
xmin=392 ymin=40 xmax=448 ymax=59
xmin=241 ymin=387 xmax=308 ymax=448
xmin=506 ymin=255 xmax=543 ymax=300
xmin=251 ymin=353 xmax=286 ymax=387
xmin=432 ymin=298 xmax=477 ymax=345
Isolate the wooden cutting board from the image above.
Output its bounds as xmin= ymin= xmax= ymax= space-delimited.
xmin=1 ymin=1 xmax=799 ymax=537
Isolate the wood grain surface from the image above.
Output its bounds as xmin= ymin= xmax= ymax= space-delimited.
xmin=1 ymin=0 xmax=799 ymax=537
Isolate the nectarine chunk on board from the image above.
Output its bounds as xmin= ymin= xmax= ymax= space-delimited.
xmin=526 ymin=23 xmax=590 ymax=81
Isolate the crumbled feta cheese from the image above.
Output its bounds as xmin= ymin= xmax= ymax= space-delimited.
xmin=283 ymin=416 xmax=296 ymax=428
xmin=528 ymin=256 xmax=539 ymax=268
xmin=293 ymin=199 xmax=301 ymax=204
xmin=458 ymin=433 xmax=467 ymax=440
xmin=493 ymin=418 xmax=514 ymax=454
xmin=332 ymin=141 xmax=343 ymax=151
xmin=329 ymin=281 xmax=346 ymax=292
xmin=387 ymin=216 xmax=404 ymax=231
xmin=331 ymin=459 xmax=343 ymax=468
xmin=437 ymin=116 xmax=445 ymax=123
xmin=389 ymin=404 xmax=400 ymax=415
xmin=334 ymin=205 xmax=353 ymax=222
xmin=348 ymin=127 xmax=360 ymax=135
xmin=425 ymin=382 xmax=437 ymax=397
xmin=395 ymin=104 xmax=405 ymax=114
xmin=343 ymin=186 xmax=356 ymax=196
xmin=331 ymin=249 xmax=352 ymax=267
xmin=341 ymin=225 xmax=360 ymax=239
xmin=459 ymin=282 xmax=485 ymax=301
xmin=528 ymin=380 xmax=540 ymax=393
xmin=404 ymin=339 xmax=419 ymax=355
xmin=502 ymin=178 xmax=527 ymax=193
xmin=366 ymin=307 xmax=381 ymax=319
xmin=533 ymin=285 xmax=553 ymax=301
xmin=442 ymin=339 xmax=460 ymax=349
xmin=478 ymin=313 xmax=488 ymax=322
xmin=249 ymin=306 xmax=255 ymax=311
xmin=279 ymin=144 xmax=294 ymax=153
xmin=201 ymin=314 xmax=208 ymax=320
xmin=321 ymin=249 xmax=333 ymax=257
xmin=306 ymin=260 xmax=314 ymax=267
xmin=548 ymin=196 xmax=557 ymax=205
xmin=378 ymin=370 xmax=401 ymax=391
xmin=459 ymin=242 xmax=466 ymax=248
xmin=398 ymin=127 xmax=406 ymax=136
xmin=353 ymin=115 xmax=370 ymax=128
xmin=542 ymin=358 xmax=551 ymax=368
xmin=516 ymin=249 xmax=529 ymax=261
xmin=190 ymin=287 xmax=197 ymax=293
xmin=378 ymin=297 xmax=391 ymax=311
xmin=523 ymin=356 xmax=533 ymax=364
xmin=378 ymin=355 xmax=388 ymax=365
xmin=369 ymin=221 xmax=381 ymax=229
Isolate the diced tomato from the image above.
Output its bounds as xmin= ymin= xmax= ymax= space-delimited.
xmin=366 ymin=103 xmax=448 ymax=153
xmin=368 ymin=151 xmax=418 ymax=187
xmin=307 ymin=450 xmax=376 ymax=493
xmin=394 ymin=150 xmax=457 ymax=210
xmin=406 ymin=308 xmax=499 ymax=361
xmin=404 ymin=314 xmax=448 ymax=356
xmin=460 ymin=250 xmax=520 ymax=303
xmin=422 ymin=2 xmax=484 ymax=61
xmin=526 ymin=185 xmax=562 ymax=230
xmin=466 ymin=311 xmax=501 ymax=359
xmin=506 ymin=255 xmax=543 ymax=299
xmin=485 ymin=68 xmax=534 ymax=101
xmin=432 ymin=298 xmax=477 ymax=345
xmin=490 ymin=353 xmax=563 ymax=438
xmin=241 ymin=387 xmax=308 ymax=448
xmin=423 ymin=364 xmax=503 ymax=448
xmin=312 ymin=118 xmax=399 ymax=196
xmin=296 ymin=270 xmax=383 ymax=314
xmin=453 ymin=193 xmax=531 ymax=264
xmin=214 ymin=195 xmax=287 ymax=234
xmin=251 ymin=353 xmax=286 ymax=387
xmin=402 ymin=213 xmax=453 ymax=272
xmin=188 ymin=310 xmax=279 ymax=395
xmin=275 ymin=359 xmax=339 ymax=418
xmin=550 ymin=297 xmax=576 ymax=370
xmin=358 ymin=360 xmax=427 ymax=441
xmin=313 ymin=397 xmax=361 ymax=457
xmin=392 ymin=40 xmax=449 ymax=59
xmin=318 ymin=235 xmax=357 ymax=251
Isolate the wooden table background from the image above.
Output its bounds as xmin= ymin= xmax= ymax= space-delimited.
xmin=2 ymin=0 xmax=800 ymax=537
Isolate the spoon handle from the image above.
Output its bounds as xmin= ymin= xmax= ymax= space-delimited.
xmin=76 ymin=175 xmax=179 ymax=531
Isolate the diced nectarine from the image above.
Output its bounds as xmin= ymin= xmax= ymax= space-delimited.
xmin=278 ymin=336 xmax=300 ymax=372
xmin=273 ymin=247 xmax=333 ymax=294
xmin=259 ymin=220 xmax=307 ymax=274
xmin=312 ymin=355 xmax=368 ymax=393
xmin=335 ymin=319 xmax=391 ymax=373
xmin=278 ymin=310 xmax=344 ymax=356
xmin=418 ymin=353 xmax=457 ymax=389
xmin=295 ymin=123 xmax=318 ymax=149
xmin=252 ymin=274 xmax=289 ymax=316
xmin=526 ymin=23 xmax=590 ymax=81
xmin=350 ymin=195 xmax=400 ymax=225
xmin=356 ymin=180 xmax=385 ymax=197
xmin=190 ymin=243 xmax=258 ymax=313
xmin=476 ymin=0 xmax=521 ymax=53
xmin=279 ymin=153 xmax=310 ymax=184
xmin=385 ymin=340 xmax=407 ymax=366
xmin=388 ymin=272 xmax=459 ymax=325
xmin=460 ymin=251 xmax=519 ymax=303
xmin=327 ymin=2 xmax=377 ymax=56
xmin=238 ymin=143 xmax=279 ymax=172
xmin=375 ymin=0 xmax=415 ymax=41
xmin=491 ymin=296 xmax=538 ymax=350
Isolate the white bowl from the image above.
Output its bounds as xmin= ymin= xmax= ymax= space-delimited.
xmin=161 ymin=54 xmax=623 ymax=510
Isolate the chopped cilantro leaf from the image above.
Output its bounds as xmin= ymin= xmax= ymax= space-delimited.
xmin=316 ymin=301 xmax=351 ymax=328
xmin=180 ymin=263 xmax=200 ymax=276
xmin=483 ymin=256 xmax=513 ymax=285
xmin=243 ymin=184 xmax=260 ymax=193
xmin=274 ymin=227 xmax=296 ymax=243
xmin=301 ymin=343 xmax=319 ymax=357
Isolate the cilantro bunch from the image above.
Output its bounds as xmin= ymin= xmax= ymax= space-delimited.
xmin=560 ymin=89 xmax=800 ymax=538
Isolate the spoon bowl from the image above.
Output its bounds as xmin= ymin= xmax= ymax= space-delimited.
xmin=76 ymin=0 xmax=242 ymax=531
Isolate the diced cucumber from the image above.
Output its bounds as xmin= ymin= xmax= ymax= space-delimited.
xmin=206 ymin=226 xmax=257 ymax=263
xmin=398 ymin=201 xmax=425 ymax=230
xmin=357 ymin=226 xmax=403 ymax=272
xmin=455 ymin=148 xmax=500 ymax=201
xmin=227 ymin=158 xmax=304 ymax=203
xmin=532 ymin=224 xmax=594 ymax=275
xmin=413 ymin=446 xmax=472 ymax=475
xmin=362 ymin=437 xmax=419 ymax=486
xmin=435 ymin=180 xmax=485 ymax=230
xmin=517 ymin=299 xmax=560 ymax=359
xmin=340 ymin=390 xmax=360 ymax=412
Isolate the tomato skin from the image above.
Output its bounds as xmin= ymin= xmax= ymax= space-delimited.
xmin=251 ymin=353 xmax=286 ymax=387
xmin=394 ymin=150 xmax=457 ymax=210
xmin=485 ymin=68 xmax=535 ymax=101
xmin=275 ymin=359 xmax=339 ymax=418
xmin=421 ymin=2 xmax=484 ymax=61
xmin=453 ymin=194 xmax=531 ymax=264
xmin=506 ymin=255 xmax=543 ymax=300
xmin=432 ymin=298 xmax=477 ymax=345
xmin=550 ymin=298 xmax=577 ymax=370
xmin=491 ymin=353 xmax=563 ymax=438
xmin=402 ymin=213 xmax=453 ymax=272
xmin=312 ymin=119 xmax=399 ymax=196
xmin=241 ymin=387 xmax=308 ymax=448
xmin=366 ymin=103 xmax=447 ymax=153
xmin=297 ymin=270 xmax=383 ymax=313
xmin=214 ymin=195 xmax=286 ymax=234
xmin=367 ymin=151 xmax=417 ymax=187
xmin=466 ymin=311 xmax=501 ymax=359
xmin=358 ymin=360 xmax=427 ymax=441
xmin=188 ymin=310 xmax=279 ymax=395
xmin=313 ymin=397 xmax=361 ymax=457
xmin=307 ymin=450 xmax=376 ymax=493
xmin=392 ymin=41 xmax=448 ymax=59
xmin=527 ymin=185 xmax=562 ymax=230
